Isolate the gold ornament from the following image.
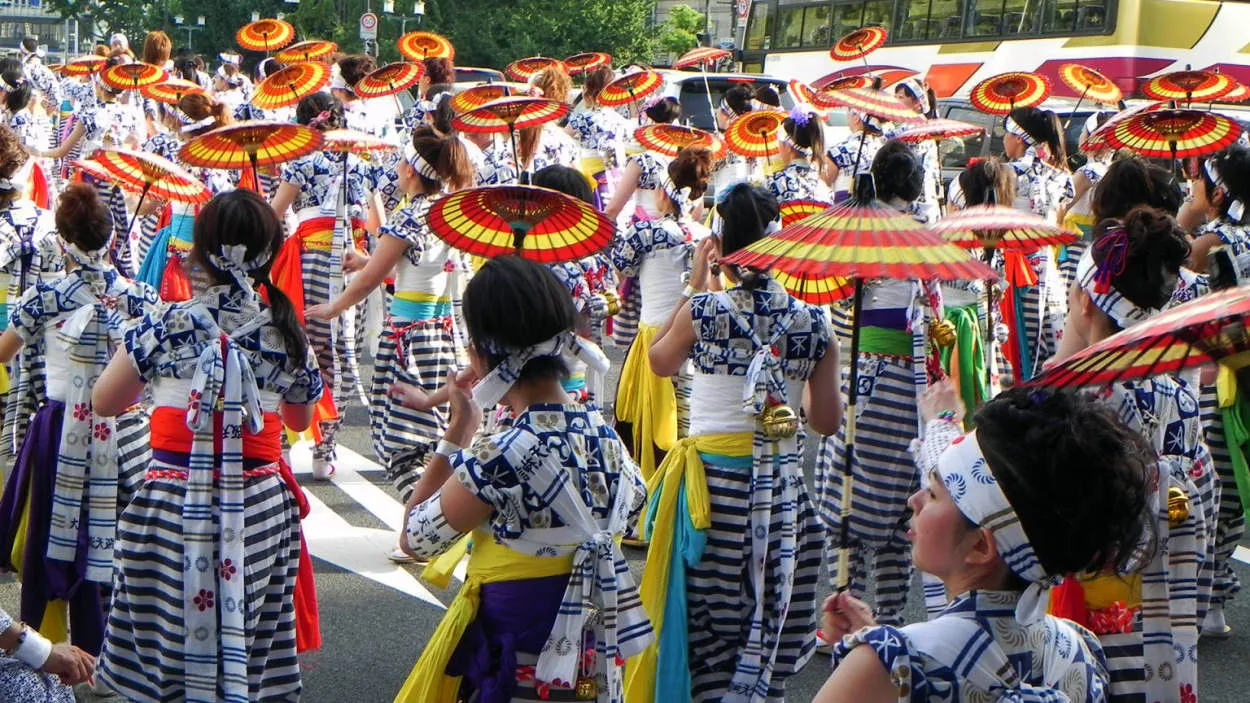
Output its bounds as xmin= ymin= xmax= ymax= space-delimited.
xmin=601 ymin=289 xmax=622 ymax=317
xmin=1167 ymin=486 xmax=1190 ymax=528
xmin=928 ymin=319 xmax=957 ymax=348
xmin=761 ymin=403 xmax=798 ymax=441
xmin=575 ymin=676 xmax=598 ymax=700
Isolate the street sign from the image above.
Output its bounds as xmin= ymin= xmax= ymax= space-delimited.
xmin=359 ymin=12 xmax=378 ymax=40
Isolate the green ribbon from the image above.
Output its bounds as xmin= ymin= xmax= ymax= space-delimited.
xmin=939 ymin=304 xmax=987 ymax=424
xmin=859 ymin=326 xmax=913 ymax=358
xmin=1220 ymin=391 xmax=1250 ymax=524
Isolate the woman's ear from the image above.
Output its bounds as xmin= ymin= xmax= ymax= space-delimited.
xmin=964 ymin=525 xmax=1001 ymax=568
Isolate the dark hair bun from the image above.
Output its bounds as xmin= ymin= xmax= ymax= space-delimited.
xmin=56 ymin=183 xmax=112 ymax=251
xmin=1092 ymin=157 xmax=1183 ymax=219
xmin=1092 ymin=206 xmax=1189 ymax=312
xmin=463 ymin=256 xmax=577 ymax=381
xmin=871 ymin=139 xmax=923 ymax=203
xmin=644 ymin=96 xmax=681 ymax=125
xmin=974 ymin=387 xmax=1155 ymax=577
xmin=0 ymin=125 xmax=28 ymax=180
xmin=338 ymin=54 xmax=376 ymax=87
xmin=668 ymin=146 xmax=713 ymax=200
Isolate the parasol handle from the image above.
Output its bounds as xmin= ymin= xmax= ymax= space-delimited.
xmin=701 ymin=63 xmax=719 ymax=134
xmin=983 ymin=248 xmax=1000 ymax=394
xmin=250 ymin=152 xmax=260 ymax=193
xmin=123 ymin=181 xmax=153 ymax=249
xmin=836 ymin=278 xmax=865 ymax=592
xmin=1065 ymin=85 xmax=1090 ymax=129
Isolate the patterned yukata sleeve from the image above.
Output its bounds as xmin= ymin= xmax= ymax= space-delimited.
xmin=830 ymin=625 xmax=920 ymax=703
xmin=379 ymin=206 xmax=426 ymax=258
xmin=282 ymin=346 xmax=325 ymax=406
xmin=280 ymin=158 xmax=309 ymax=189
xmin=1173 ymin=382 xmax=1219 ymax=621
xmin=123 ymin=302 xmax=176 ymax=382
xmin=123 ymin=281 xmax=161 ymax=321
xmin=449 ymin=427 xmax=541 ymax=541
xmin=8 ymin=281 xmax=53 ymax=344
xmin=634 ymin=154 xmax=665 ymax=191
xmin=610 ymin=221 xmax=652 ymax=278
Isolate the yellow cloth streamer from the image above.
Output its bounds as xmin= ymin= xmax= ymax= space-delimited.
xmin=9 ymin=480 xmax=68 ymax=642
xmin=625 ymin=432 xmax=751 ymax=703
xmin=615 ymin=323 xmax=678 ymax=481
xmin=394 ymin=530 xmax=575 ymax=703
xmin=1077 ymin=572 xmax=1143 ymax=610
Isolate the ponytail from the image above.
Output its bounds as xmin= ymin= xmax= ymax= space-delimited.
xmin=260 ymin=274 xmax=309 ymax=363
xmin=411 ymin=126 xmax=473 ymax=192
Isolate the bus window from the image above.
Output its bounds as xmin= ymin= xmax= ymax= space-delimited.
xmin=863 ymin=0 xmax=893 ymax=31
xmin=744 ymin=2 xmax=773 ymax=50
xmin=898 ymin=0 xmax=934 ymax=40
xmin=803 ymin=5 xmax=834 ymax=45
xmin=1001 ymin=0 xmax=1042 ymax=34
xmin=967 ymin=0 xmax=1004 ymax=35
xmin=778 ymin=5 xmax=805 ymax=48
xmin=832 ymin=0 xmax=865 ymax=39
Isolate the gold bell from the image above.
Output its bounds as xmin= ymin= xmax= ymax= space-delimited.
xmin=601 ymin=289 xmax=622 ymax=317
xmin=928 ymin=319 xmax=958 ymax=349
xmin=575 ymin=676 xmax=598 ymax=700
xmin=761 ymin=403 xmax=799 ymax=441
xmin=1167 ymin=486 xmax=1191 ymax=528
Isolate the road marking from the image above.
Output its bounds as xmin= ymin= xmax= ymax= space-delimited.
xmin=1234 ymin=545 xmax=1250 ymax=566
xmin=289 ymin=442 xmax=457 ymax=607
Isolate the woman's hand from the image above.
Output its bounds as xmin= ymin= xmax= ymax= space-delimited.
xmin=688 ymin=238 xmax=719 ymax=294
xmin=445 ymin=368 xmax=481 ymax=446
xmin=343 ymin=249 xmax=369 ymax=274
xmin=918 ymin=379 xmax=965 ymax=425
xmin=41 ymin=643 xmax=95 ymax=686
xmin=821 ymin=592 xmax=877 ymax=644
xmin=304 ymin=302 xmax=340 ymax=322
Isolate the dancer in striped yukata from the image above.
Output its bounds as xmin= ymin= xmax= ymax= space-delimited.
xmin=92 ymin=190 xmax=322 ymax=702
xmin=271 ymin=93 xmax=382 ymax=480
xmin=307 ymin=126 xmax=473 ymax=514
xmin=1057 ymin=111 xmax=1114 ymax=289
xmin=816 ymin=141 xmax=942 ymax=628
xmin=766 ymin=108 xmax=830 ymax=204
xmin=568 ymin=65 xmax=631 ymax=208
xmin=610 ymin=146 xmax=713 ymax=487
xmin=633 ymin=182 xmax=840 ymax=702
xmin=1051 ymin=207 xmax=1218 ymax=702
xmin=0 ymin=126 xmax=63 ymax=456
xmin=1181 ymin=144 xmax=1250 ymax=638
xmin=826 ymin=111 xmax=885 ymax=204
xmin=1000 ymin=107 xmax=1072 ymax=381
xmin=395 ymin=255 xmax=651 ymax=703
xmin=818 ymin=386 xmax=1149 ymax=702
xmin=0 ymin=184 xmax=157 ymax=655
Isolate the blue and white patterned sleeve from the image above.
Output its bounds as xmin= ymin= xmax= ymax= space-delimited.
xmin=610 ymin=221 xmax=653 ymax=277
xmin=379 ymin=205 xmax=427 ymax=260
xmin=449 ymin=427 xmax=541 ymax=541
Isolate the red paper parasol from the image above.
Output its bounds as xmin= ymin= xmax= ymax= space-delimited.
xmin=723 ymin=110 xmax=788 ymax=159
xmin=140 ymin=78 xmax=205 ymax=105
xmin=71 ymin=157 xmax=114 ymax=184
xmin=1081 ymin=101 xmax=1169 ymax=152
xmin=970 ymin=72 xmax=1051 ymax=115
xmin=597 ymin=70 xmax=664 ymax=108
xmin=426 ymin=185 xmax=614 ymax=264
xmin=1142 ymin=69 xmax=1236 ymax=104
xmin=634 ymin=124 xmax=725 ymax=159
xmin=505 ymin=57 xmax=565 ymax=82
xmin=788 ymin=80 xmax=823 ymax=109
xmin=779 ymin=199 xmax=832 ymax=227
xmin=60 ymin=56 xmax=107 ymax=77
xmin=1029 ymin=285 xmax=1250 ymax=388
xmin=564 ymin=52 xmax=612 ymax=76
xmin=722 ymin=173 xmax=995 ymax=591
xmin=673 ymin=47 xmax=732 ymax=70
xmin=893 ymin=118 xmax=985 ymax=143
xmin=354 ymin=62 xmax=425 ymax=99
xmin=397 ymin=31 xmax=455 ymax=61
xmin=275 ymin=40 xmax=338 ymax=64
xmin=1058 ymin=64 xmax=1123 ymax=105
xmin=452 ymin=98 xmax=571 ymax=179
xmin=236 ymin=18 xmax=295 ymax=52
xmin=92 ymin=149 xmax=210 ymax=204
xmin=773 ymin=270 xmax=854 ymax=306
xmin=813 ymin=87 xmax=926 ymax=123
xmin=251 ymin=61 xmax=331 ymax=110
xmin=1102 ymin=108 xmax=1241 ymax=159
xmin=830 ymin=26 xmax=888 ymax=62
xmin=822 ymin=75 xmax=875 ymax=91
xmin=934 ymin=205 xmax=1079 ymax=252
xmin=1220 ymin=82 xmax=1250 ymax=103
xmin=450 ymin=84 xmax=527 ymax=114
xmin=100 ymin=62 xmax=165 ymax=92
xmin=179 ymin=121 xmax=323 ymax=186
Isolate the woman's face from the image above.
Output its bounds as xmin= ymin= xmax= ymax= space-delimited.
xmin=1191 ymin=174 xmax=1221 ymax=217
xmin=907 ymin=471 xmax=980 ymax=579
xmin=895 ymin=86 xmax=922 ymax=113
xmin=1003 ymin=133 xmax=1026 ymax=159
xmin=396 ymin=160 xmax=419 ymax=196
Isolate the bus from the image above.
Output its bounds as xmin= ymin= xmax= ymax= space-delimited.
xmin=740 ymin=0 xmax=1250 ymax=99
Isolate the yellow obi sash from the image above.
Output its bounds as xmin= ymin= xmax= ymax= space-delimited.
xmin=394 ymin=530 xmax=575 ymax=703
xmin=626 ymin=432 xmax=752 ymax=703
xmin=615 ymin=322 xmax=678 ymax=481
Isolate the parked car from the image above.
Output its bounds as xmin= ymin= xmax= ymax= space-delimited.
xmin=454 ymin=67 xmax=505 ymax=84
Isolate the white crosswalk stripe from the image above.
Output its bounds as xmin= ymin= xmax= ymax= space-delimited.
xmin=287 ymin=442 xmax=468 ymax=606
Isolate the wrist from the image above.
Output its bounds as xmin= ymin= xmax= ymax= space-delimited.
xmin=682 ymin=284 xmax=701 ymax=298
xmin=11 ymin=624 xmax=51 ymax=669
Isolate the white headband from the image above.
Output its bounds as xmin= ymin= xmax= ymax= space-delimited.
xmin=898 ymin=79 xmax=931 ymax=114
xmin=718 ymin=98 xmax=739 ymax=119
xmin=781 ymin=133 xmax=811 ymax=158
xmin=471 ymin=331 xmax=610 ymax=408
xmin=937 ymin=431 xmax=1054 ymax=623
xmin=206 ymin=243 xmax=273 ymax=304
xmin=1004 ymin=116 xmax=1036 ymax=147
xmin=181 ymin=115 xmax=216 ymax=134
xmin=404 ymin=141 xmax=441 ymax=181
xmin=1075 ymin=236 xmax=1152 ymax=330
xmin=1206 ymin=158 xmax=1247 ymax=224
xmin=1083 ymin=111 xmax=1106 ymax=138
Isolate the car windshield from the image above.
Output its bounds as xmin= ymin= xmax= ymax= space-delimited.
xmin=677 ymin=78 xmax=795 ymax=131
xmin=455 ymin=68 xmax=504 ymax=83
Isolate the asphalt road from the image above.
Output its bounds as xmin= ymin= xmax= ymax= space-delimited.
xmin=3 ymin=357 xmax=1250 ymax=702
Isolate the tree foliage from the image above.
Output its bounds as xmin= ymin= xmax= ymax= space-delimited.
xmin=658 ymin=4 xmax=704 ymax=58
xmin=45 ymin=0 xmax=658 ymax=72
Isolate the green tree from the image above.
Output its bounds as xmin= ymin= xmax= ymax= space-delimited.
xmin=658 ymin=4 xmax=704 ymax=58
